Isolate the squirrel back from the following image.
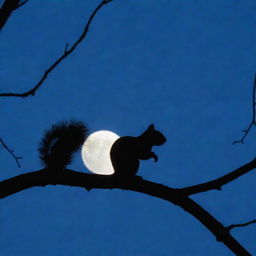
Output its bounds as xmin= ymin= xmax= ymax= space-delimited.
xmin=110 ymin=124 xmax=166 ymax=176
xmin=39 ymin=120 xmax=88 ymax=170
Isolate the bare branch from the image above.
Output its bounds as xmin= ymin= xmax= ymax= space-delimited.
xmin=0 ymin=0 xmax=113 ymax=98
xmin=227 ymin=219 xmax=256 ymax=232
xmin=0 ymin=0 xmax=27 ymax=30
xmin=233 ymin=74 xmax=256 ymax=144
xmin=0 ymin=138 xmax=22 ymax=168
xmin=179 ymin=158 xmax=256 ymax=195
xmin=0 ymin=169 xmax=251 ymax=255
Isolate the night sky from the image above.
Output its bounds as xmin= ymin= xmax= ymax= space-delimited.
xmin=1 ymin=0 xmax=256 ymax=255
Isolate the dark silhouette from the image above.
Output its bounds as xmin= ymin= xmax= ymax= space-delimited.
xmin=38 ymin=120 xmax=88 ymax=170
xmin=0 ymin=0 xmax=28 ymax=31
xmin=1 ymin=1 xmax=255 ymax=254
xmin=110 ymin=124 xmax=167 ymax=177
xmin=0 ymin=0 xmax=113 ymax=97
xmin=233 ymin=73 xmax=256 ymax=144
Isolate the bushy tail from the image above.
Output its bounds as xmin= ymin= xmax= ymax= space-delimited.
xmin=39 ymin=120 xmax=88 ymax=170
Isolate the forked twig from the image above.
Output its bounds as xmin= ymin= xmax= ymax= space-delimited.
xmin=0 ymin=138 xmax=22 ymax=168
xmin=0 ymin=0 xmax=113 ymax=98
xmin=233 ymin=73 xmax=256 ymax=144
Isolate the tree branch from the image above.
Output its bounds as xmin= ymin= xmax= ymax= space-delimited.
xmin=233 ymin=73 xmax=256 ymax=144
xmin=227 ymin=219 xmax=256 ymax=232
xmin=0 ymin=169 xmax=251 ymax=256
xmin=0 ymin=0 xmax=113 ymax=98
xmin=179 ymin=158 xmax=256 ymax=195
xmin=0 ymin=137 xmax=22 ymax=168
xmin=0 ymin=0 xmax=25 ymax=30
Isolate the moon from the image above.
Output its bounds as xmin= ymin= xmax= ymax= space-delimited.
xmin=81 ymin=130 xmax=119 ymax=175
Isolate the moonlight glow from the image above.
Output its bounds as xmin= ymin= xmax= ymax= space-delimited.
xmin=81 ymin=130 xmax=119 ymax=175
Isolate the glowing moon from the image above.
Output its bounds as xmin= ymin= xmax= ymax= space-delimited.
xmin=81 ymin=130 xmax=119 ymax=175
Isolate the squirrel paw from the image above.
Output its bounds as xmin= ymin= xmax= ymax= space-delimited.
xmin=151 ymin=152 xmax=158 ymax=162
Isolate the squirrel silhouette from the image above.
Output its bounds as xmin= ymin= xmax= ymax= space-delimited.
xmin=38 ymin=120 xmax=88 ymax=170
xmin=110 ymin=124 xmax=167 ymax=176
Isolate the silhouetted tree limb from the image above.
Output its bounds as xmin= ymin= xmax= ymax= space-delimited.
xmin=0 ymin=0 xmax=113 ymax=98
xmin=0 ymin=0 xmax=28 ymax=30
xmin=233 ymin=73 xmax=256 ymax=144
xmin=0 ymin=168 xmax=251 ymax=255
xmin=180 ymin=158 xmax=256 ymax=195
xmin=227 ymin=219 xmax=256 ymax=232
xmin=0 ymin=138 xmax=22 ymax=168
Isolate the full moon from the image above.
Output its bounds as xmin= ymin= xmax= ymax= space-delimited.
xmin=81 ymin=130 xmax=119 ymax=175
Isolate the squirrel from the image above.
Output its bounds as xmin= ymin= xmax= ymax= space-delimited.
xmin=110 ymin=124 xmax=167 ymax=177
xmin=38 ymin=120 xmax=88 ymax=171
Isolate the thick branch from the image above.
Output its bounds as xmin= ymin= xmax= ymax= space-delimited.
xmin=0 ymin=0 xmax=112 ymax=98
xmin=0 ymin=169 xmax=251 ymax=256
xmin=180 ymin=158 xmax=256 ymax=195
xmin=0 ymin=0 xmax=26 ymax=30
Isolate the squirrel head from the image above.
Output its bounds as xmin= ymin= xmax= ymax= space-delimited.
xmin=140 ymin=124 xmax=167 ymax=145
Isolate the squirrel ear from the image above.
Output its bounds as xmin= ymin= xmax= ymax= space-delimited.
xmin=148 ymin=124 xmax=155 ymax=130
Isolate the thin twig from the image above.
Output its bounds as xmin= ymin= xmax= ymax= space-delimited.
xmin=227 ymin=219 xmax=256 ymax=232
xmin=0 ymin=0 xmax=113 ymax=97
xmin=0 ymin=138 xmax=22 ymax=168
xmin=233 ymin=73 xmax=256 ymax=144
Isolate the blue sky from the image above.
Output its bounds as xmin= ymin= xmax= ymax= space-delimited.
xmin=1 ymin=0 xmax=256 ymax=255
